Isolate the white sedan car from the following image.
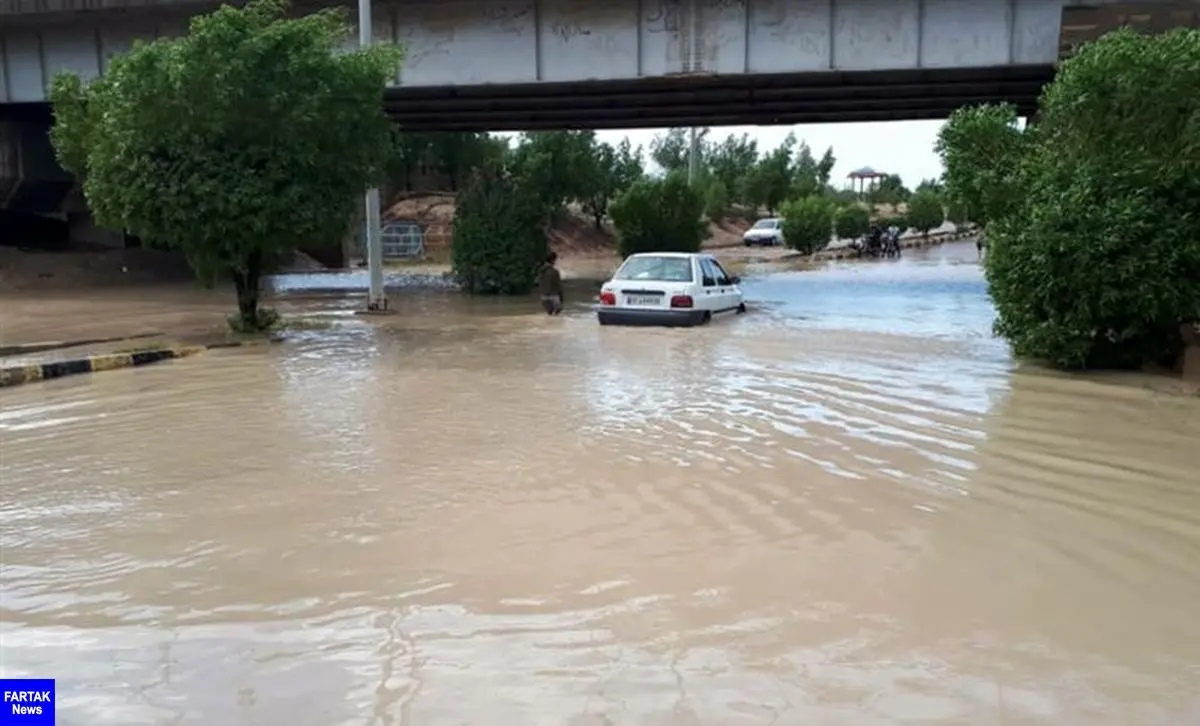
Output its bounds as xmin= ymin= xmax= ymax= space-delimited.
xmin=595 ymin=252 xmax=746 ymax=327
xmin=743 ymin=217 xmax=785 ymax=246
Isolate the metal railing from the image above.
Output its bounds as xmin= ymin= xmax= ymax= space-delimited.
xmin=379 ymin=220 xmax=425 ymax=260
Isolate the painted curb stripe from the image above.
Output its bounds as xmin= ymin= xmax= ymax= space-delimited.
xmin=0 ymin=346 xmax=203 ymax=389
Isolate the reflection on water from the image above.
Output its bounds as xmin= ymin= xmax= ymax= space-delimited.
xmin=3 ymin=242 xmax=1200 ymax=725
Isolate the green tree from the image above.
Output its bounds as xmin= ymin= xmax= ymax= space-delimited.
xmin=945 ymin=200 xmax=970 ymax=226
xmin=50 ymin=0 xmax=402 ymax=330
xmin=816 ymin=147 xmax=836 ymax=188
xmin=581 ymin=138 xmax=643 ymax=230
xmin=609 ymin=172 xmax=705 ymax=258
xmin=509 ymin=130 xmax=596 ymax=219
xmin=707 ymin=133 xmax=758 ymax=204
xmin=386 ymin=131 xmax=433 ymax=192
xmin=914 ymin=178 xmax=943 ymax=195
xmin=704 ymin=179 xmax=730 ymax=223
xmin=834 ymin=204 xmax=870 ymax=241
xmin=746 ymin=133 xmax=797 ymax=214
xmin=985 ymin=27 xmax=1200 ymax=369
xmin=386 ymin=132 xmax=508 ymax=193
xmin=779 ymin=196 xmax=835 ymax=255
xmin=650 ymin=127 xmax=709 ymax=173
xmin=431 ymin=132 xmax=508 ymax=191
xmin=905 ymin=190 xmax=945 ymax=237
xmin=789 ymin=140 xmax=821 ymax=199
xmin=881 ymin=214 xmax=909 ymax=233
xmin=869 ymin=173 xmax=910 ymax=205
xmin=935 ymin=104 xmax=1028 ymax=228
xmin=451 ymin=165 xmax=547 ymax=295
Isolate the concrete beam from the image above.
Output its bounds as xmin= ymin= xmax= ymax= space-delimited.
xmin=382 ymin=65 xmax=1049 ymax=129
xmin=1 ymin=0 xmax=1073 ymax=103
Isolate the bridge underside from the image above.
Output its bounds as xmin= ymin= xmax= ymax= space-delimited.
xmin=383 ymin=65 xmax=1050 ymax=131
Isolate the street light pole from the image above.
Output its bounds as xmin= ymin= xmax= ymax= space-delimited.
xmin=359 ymin=0 xmax=387 ymax=312
xmin=688 ymin=127 xmax=698 ymax=186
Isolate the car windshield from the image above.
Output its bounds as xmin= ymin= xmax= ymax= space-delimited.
xmin=613 ymin=256 xmax=694 ymax=282
xmin=751 ymin=219 xmax=778 ymax=230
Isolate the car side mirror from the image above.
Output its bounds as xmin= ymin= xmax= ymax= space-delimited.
xmin=729 ymin=276 xmax=741 ymax=285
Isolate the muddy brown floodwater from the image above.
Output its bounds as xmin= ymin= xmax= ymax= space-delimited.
xmin=2 ymin=242 xmax=1200 ymax=725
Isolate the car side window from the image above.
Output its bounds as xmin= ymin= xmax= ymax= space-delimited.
xmin=709 ymin=259 xmax=732 ymax=285
xmin=699 ymin=259 xmax=717 ymax=287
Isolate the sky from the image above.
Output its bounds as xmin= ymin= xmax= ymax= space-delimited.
xmin=506 ymin=119 xmax=947 ymax=189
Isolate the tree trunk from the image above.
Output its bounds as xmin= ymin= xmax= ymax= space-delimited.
xmin=231 ymin=251 xmax=263 ymax=330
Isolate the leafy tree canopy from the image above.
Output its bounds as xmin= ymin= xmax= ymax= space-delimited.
xmin=983 ymin=27 xmax=1200 ymax=369
xmin=780 ymin=196 xmax=835 ymax=255
xmin=649 ymin=127 xmax=710 ymax=174
xmin=745 ymin=133 xmax=797 ymax=214
xmin=581 ymin=137 xmax=644 ymax=230
xmin=51 ymin=0 xmax=402 ymax=329
xmin=704 ymin=179 xmax=730 ymax=223
xmin=834 ymin=204 xmax=870 ymax=241
xmin=452 ymin=164 xmax=548 ymax=295
xmin=869 ymin=174 xmax=911 ymax=205
xmin=935 ymin=104 xmax=1028 ymax=228
xmin=706 ymin=133 xmax=758 ymax=202
xmin=905 ymin=190 xmax=945 ymax=236
xmin=609 ymin=172 xmax=705 ymax=258
xmin=509 ymin=130 xmax=598 ymax=218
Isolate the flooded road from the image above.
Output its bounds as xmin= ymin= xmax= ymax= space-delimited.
xmin=3 ymin=242 xmax=1200 ymax=725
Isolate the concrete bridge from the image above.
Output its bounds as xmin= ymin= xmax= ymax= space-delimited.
xmin=1 ymin=0 xmax=1196 ymax=240
xmin=5 ymin=0 xmax=1195 ymax=129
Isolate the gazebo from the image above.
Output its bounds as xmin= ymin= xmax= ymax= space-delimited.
xmin=847 ymin=166 xmax=887 ymax=196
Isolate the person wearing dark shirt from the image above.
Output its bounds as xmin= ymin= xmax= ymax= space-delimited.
xmin=536 ymin=251 xmax=564 ymax=315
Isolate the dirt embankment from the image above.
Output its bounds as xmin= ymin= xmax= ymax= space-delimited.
xmin=0 ymin=194 xmax=754 ymax=293
xmin=384 ymin=192 xmax=753 ymax=258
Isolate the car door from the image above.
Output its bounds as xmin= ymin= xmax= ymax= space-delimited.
xmin=696 ymin=257 xmax=720 ymax=311
xmin=707 ymin=258 xmax=738 ymax=312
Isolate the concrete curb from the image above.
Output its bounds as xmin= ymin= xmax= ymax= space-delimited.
xmin=0 ymin=345 xmax=206 ymax=389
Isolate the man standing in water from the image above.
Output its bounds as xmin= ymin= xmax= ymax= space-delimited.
xmin=537 ymin=251 xmax=564 ymax=315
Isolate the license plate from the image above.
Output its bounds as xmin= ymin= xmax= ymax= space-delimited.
xmin=625 ymin=295 xmax=659 ymax=306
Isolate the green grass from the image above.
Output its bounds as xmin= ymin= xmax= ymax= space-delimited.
xmin=113 ymin=340 xmax=172 ymax=354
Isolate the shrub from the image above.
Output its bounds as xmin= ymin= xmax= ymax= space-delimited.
xmin=704 ymin=179 xmax=730 ymax=224
xmin=779 ymin=196 xmax=835 ymax=255
xmin=451 ymin=165 xmax=548 ymax=295
xmin=834 ymin=204 xmax=870 ymax=241
xmin=880 ymin=214 xmax=908 ymax=233
xmin=906 ymin=190 xmax=945 ymax=236
xmin=985 ymin=27 xmax=1200 ymax=370
xmin=609 ymin=172 xmax=706 ymax=258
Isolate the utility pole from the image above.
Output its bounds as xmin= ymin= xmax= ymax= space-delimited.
xmin=688 ymin=127 xmax=698 ymax=186
xmin=685 ymin=0 xmax=699 ymax=187
xmin=359 ymin=0 xmax=387 ymax=312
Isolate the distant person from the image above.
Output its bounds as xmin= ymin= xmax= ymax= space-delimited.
xmin=536 ymin=251 xmax=564 ymax=315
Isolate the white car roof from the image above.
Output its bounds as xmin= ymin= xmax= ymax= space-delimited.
xmin=625 ymin=252 xmax=709 ymax=259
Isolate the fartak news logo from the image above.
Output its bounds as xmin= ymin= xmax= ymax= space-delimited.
xmin=0 ymin=680 xmax=55 ymax=725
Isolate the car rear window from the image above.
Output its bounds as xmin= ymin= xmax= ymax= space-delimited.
xmin=751 ymin=219 xmax=778 ymax=229
xmin=614 ymin=256 xmax=694 ymax=282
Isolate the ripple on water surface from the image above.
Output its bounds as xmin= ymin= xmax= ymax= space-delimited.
xmin=2 ymin=242 xmax=1200 ymax=725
